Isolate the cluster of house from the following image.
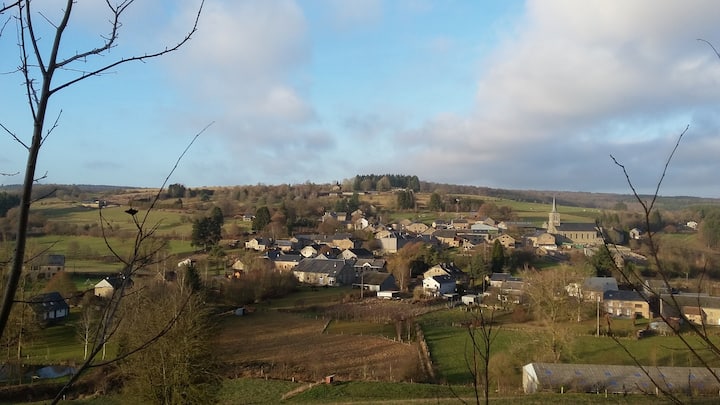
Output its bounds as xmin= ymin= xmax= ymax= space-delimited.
xmin=237 ymin=235 xmax=467 ymax=297
xmin=27 ymin=262 xmax=132 ymax=325
xmin=485 ymin=272 xmax=720 ymax=329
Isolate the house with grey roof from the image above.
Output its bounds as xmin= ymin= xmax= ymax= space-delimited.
xmin=603 ymin=290 xmax=652 ymax=319
xmin=422 ymin=275 xmax=456 ymax=297
xmin=355 ymin=271 xmax=397 ymax=292
xmin=566 ymin=277 xmax=619 ymax=302
xmin=29 ymin=254 xmax=65 ymax=280
xmin=29 ymin=292 xmax=69 ymax=325
xmin=292 ymin=258 xmax=355 ymax=286
xmin=659 ymin=293 xmax=720 ymax=326
xmin=353 ymin=258 xmax=387 ymax=272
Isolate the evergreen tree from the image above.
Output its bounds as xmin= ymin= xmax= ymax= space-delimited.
xmin=348 ymin=192 xmax=360 ymax=212
xmin=396 ymin=190 xmax=415 ymax=210
xmin=590 ymin=245 xmax=615 ymax=277
xmin=428 ymin=192 xmax=443 ymax=211
xmin=210 ymin=206 xmax=224 ymax=227
xmin=252 ymin=206 xmax=271 ymax=231
xmin=0 ymin=192 xmax=20 ymax=217
xmin=183 ymin=264 xmax=203 ymax=293
xmin=490 ymin=239 xmax=506 ymax=273
xmin=167 ymin=183 xmax=186 ymax=199
xmin=191 ymin=216 xmax=222 ymax=251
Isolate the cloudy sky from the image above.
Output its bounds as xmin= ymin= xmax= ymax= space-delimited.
xmin=2 ymin=0 xmax=720 ymax=197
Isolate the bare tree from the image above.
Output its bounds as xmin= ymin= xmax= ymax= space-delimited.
xmin=606 ymin=108 xmax=720 ymax=402
xmin=0 ymin=0 xmax=203 ymax=349
xmin=0 ymin=1 xmax=206 ymax=401
xmin=462 ymin=307 xmax=499 ymax=405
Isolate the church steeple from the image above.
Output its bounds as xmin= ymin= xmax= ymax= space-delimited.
xmin=548 ymin=197 xmax=560 ymax=233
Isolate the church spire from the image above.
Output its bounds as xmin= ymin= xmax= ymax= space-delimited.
xmin=548 ymin=197 xmax=560 ymax=232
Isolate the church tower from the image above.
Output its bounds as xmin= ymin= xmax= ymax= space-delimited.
xmin=548 ymin=197 xmax=560 ymax=233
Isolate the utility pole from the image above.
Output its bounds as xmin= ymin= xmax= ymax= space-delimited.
xmin=360 ymin=270 xmax=365 ymax=299
xmin=596 ymin=295 xmax=600 ymax=337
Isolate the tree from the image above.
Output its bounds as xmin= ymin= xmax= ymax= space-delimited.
xmin=0 ymin=192 xmax=20 ymax=217
xmin=700 ymin=208 xmax=720 ymax=249
xmin=490 ymin=239 xmax=505 ymax=273
xmin=428 ymin=192 xmax=444 ymax=211
xmin=252 ymin=206 xmax=271 ymax=232
xmin=117 ymin=282 xmax=220 ymax=404
xmin=167 ymin=183 xmax=187 ymax=199
xmin=210 ymin=206 xmax=224 ymax=228
xmin=0 ymin=2 xmax=206 ymax=401
xmin=606 ymin=119 xmax=720 ymax=403
xmin=407 ymin=175 xmax=420 ymax=192
xmin=0 ymin=0 xmax=204 ymax=350
xmin=377 ymin=176 xmax=392 ymax=192
xmin=396 ymin=189 xmax=415 ymax=210
xmin=76 ymin=294 xmax=103 ymax=361
xmin=191 ymin=215 xmax=222 ymax=252
xmin=387 ymin=242 xmax=429 ymax=292
xmin=463 ymin=308 xmax=499 ymax=405
xmin=521 ymin=265 xmax=589 ymax=363
xmin=589 ymin=244 xmax=615 ymax=277
xmin=42 ymin=271 xmax=77 ymax=302
xmin=348 ymin=192 xmax=361 ymax=212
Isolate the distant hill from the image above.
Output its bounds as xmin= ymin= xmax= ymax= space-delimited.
xmin=2 ymin=182 xmax=719 ymax=212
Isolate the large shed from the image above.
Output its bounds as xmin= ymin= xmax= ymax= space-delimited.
xmin=523 ymin=363 xmax=720 ymax=395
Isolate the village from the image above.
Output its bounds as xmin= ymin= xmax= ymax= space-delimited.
xmin=12 ymin=191 xmax=720 ymax=402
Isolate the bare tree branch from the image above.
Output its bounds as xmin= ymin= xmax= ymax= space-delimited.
xmin=0 ymin=121 xmax=28 ymax=149
xmin=50 ymin=1 xmax=205 ymax=96
xmin=698 ymin=38 xmax=720 ymax=60
xmin=607 ymin=124 xmax=720 ymax=400
xmin=0 ymin=0 xmax=205 ymax=369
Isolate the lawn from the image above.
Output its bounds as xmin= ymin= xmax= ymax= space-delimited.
xmin=26 ymin=234 xmax=194 ymax=273
xmin=21 ymin=314 xmax=85 ymax=364
xmin=418 ymin=307 xmax=720 ymax=387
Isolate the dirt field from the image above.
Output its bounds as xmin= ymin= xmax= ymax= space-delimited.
xmin=214 ymin=305 xmax=430 ymax=384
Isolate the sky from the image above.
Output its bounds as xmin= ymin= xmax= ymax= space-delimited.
xmin=2 ymin=0 xmax=720 ymax=197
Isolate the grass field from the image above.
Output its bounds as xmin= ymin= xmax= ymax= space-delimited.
xmin=416 ymin=306 xmax=720 ymax=389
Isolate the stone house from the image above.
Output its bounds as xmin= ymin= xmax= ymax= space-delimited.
xmin=30 ymin=254 xmax=65 ymax=280
xmin=245 ymin=237 xmax=271 ymax=251
xmin=493 ymin=233 xmax=516 ymax=249
xmin=603 ymin=290 xmax=652 ymax=319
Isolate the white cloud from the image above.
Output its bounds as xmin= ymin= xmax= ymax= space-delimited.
xmin=391 ymin=0 xmax=720 ymax=196
xmin=159 ymin=0 xmax=317 ymax=153
xmin=323 ymin=0 xmax=383 ymax=27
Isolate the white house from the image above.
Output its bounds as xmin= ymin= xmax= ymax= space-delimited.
xmin=422 ymin=275 xmax=456 ymax=297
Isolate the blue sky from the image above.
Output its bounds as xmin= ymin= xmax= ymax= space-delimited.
xmin=2 ymin=0 xmax=720 ymax=197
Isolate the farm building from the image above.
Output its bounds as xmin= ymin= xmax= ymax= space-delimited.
xmin=94 ymin=276 xmax=133 ymax=298
xmin=461 ymin=294 xmax=481 ymax=306
xmin=354 ymin=271 xmax=397 ymax=292
xmin=523 ymin=363 xmax=720 ymax=395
